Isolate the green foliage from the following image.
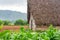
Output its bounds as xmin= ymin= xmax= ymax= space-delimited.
xmin=0 ymin=24 xmax=3 ymax=29
xmin=23 ymin=20 xmax=28 ymax=25
xmin=0 ymin=19 xmax=28 ymax=26
xmin=3 ymin=20 xmax=12 ymax=25
xmin=14 ymin=19 xmax=28 ymax=25
xmin=0 ymin=20 xmax=4 ymax=29
xmin=0 ymin=25 xmax=60 ymax=40
xmin=0 ymin=20 xmax=4 ymax=25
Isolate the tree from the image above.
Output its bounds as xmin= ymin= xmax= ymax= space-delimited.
xmin=23 ymin=21 xmax=28 ymax=25
xmin=3 ymin=20 xmax=11 ymax=25
xmin=14 ymin=19 xmax=27 ymax=25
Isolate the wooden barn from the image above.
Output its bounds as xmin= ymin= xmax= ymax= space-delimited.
xmin=27 ymin=0 xmax=60 ymax=30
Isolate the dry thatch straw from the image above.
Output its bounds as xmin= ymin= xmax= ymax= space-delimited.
xmin=28 ymin=0 xmax=60 ymax=27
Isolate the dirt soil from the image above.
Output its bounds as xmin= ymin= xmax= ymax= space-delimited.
xmin=0 ymin=26 xmax=60 ymax=31
xmin=36 ymin=26 xmax=60 ymax=31
xmin=0 ymin=26 xmax=29 ymax=31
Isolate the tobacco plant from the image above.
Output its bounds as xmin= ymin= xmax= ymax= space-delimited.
xmin=0 ymin=25 xmax=60 ymax=40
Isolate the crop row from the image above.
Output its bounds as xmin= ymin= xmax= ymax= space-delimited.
xmin=0 ymin=25 xmax=60 ymax=40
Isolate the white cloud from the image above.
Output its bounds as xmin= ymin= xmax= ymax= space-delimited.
xmin=0 ymin=0 xmax=27 ymax=13
xmin=0 ymin=0 xmax=27 ymax=5
xmin=0 ymin=5 xmax=27 ymax=13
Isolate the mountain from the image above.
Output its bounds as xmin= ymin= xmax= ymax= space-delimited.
xmin=0 ymin=10 xmax=27 ymax=21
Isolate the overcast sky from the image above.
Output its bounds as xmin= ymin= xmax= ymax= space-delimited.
xmin=0 ymin=0 xmax=27 ymax=13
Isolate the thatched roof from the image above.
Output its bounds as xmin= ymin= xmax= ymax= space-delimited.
xmin=28 ymin=0 xmax=60 ymax=26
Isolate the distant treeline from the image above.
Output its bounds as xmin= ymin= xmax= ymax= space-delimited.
xmin=0 ymin=19 xmax=28 ymax=25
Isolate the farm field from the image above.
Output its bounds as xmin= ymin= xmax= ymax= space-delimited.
xmin=36 ymin=26 xmax=60 ymax=31
xmin=0 ymin=25 xmax=60 ymax=40
xmin=0 ymin=25 xmax=60 ymax=31
xmin=0 ymin=25 xmax=29 ymax=31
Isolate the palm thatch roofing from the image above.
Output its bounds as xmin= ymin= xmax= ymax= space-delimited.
xmin=28 ymin=0 xmax=60 ymax=26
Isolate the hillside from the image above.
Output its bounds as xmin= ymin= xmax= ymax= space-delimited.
xmin=0 ymin=10 xmax=27 ymax=21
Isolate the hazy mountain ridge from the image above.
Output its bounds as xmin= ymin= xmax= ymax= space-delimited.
xmin=0 ymin=10 xmax=27 ymax=21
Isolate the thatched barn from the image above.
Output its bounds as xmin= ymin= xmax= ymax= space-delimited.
xmin=27 ymin=0 xmax=60 ymax=30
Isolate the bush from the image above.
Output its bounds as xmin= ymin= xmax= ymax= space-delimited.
xmin=0 ymin=20 xmax=4 ymax=25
